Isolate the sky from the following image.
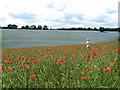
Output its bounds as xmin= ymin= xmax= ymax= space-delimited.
xmin=0 ymin=0 xmax=119 ymax=28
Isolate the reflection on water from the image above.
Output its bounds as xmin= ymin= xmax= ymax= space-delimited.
xmin=1 ymin=29 xmax=118 ymax=49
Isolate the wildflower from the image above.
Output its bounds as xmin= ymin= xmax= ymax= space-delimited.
xmin=5 ymin=61 xmax=12 ymax=64
xmin=97 ymin=66 xmax=101 ymax=68
xmin=83 ymin=56 xmax=87 ymax=59
xmin=30 ymin=74 xmax=36 ymax=79
xmin=20 ymin=69 xmax=25 ymax=71
xmin=92 ymin=50 xmax=96 ymax=55
xmin=82 ymin=76 xmax=87 ymax=80
xmin=26 ymin=65 xmax=30 ymax=68
xmin=103 ymin=68 xmax=111 ymax=71
xmin=88 ymin=62 xmax=92 ymax=64
xmin=0 ymin=65 xmax=2 ymax=71
xmin=91 ymin=56 xmax=95 ymax=58
xmin=32 ymin=61 xmax=37 ymax=64
xmin=28 ymin=57 xmax=32 ymax=60
xmin=6 ymin=69 xmax=11 ymax=72
xmin=15 ymin=58 xmax=19 ymax=60
xmin=20 ymin=56 xmax=26 ymax=59
xmin=115 ymin=48 xmax=120 ymax=53
xmin=87 ymin=67 xmax=92 ymax=70
xmin=56 ymin=62 xmax=60 ymax=65
xmin=98 ymin=56 xmax=102 ymax=58
xmin=79 ymin=72 xmax=84 ymax=74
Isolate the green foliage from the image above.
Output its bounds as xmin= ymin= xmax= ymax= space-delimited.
xmin=2 ymin=41 xmax=119 ymax=88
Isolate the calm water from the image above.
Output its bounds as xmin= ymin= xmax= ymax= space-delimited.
xmin=1 ymin=29 xmax=118 ymax=49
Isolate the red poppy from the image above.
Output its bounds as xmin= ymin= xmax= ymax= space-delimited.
xmin=26 ymin=65 xmax=30 ymax=68
xmin=20 ymin=56 xmax=26 ymax=59
xmin=5 ymin=58 xmax=11 ymax=60
xmin=91 ymin=56 xmax=95 ymax=58
xmin=98 ymin=56 xmax=102 ymax=58
xmin=0 ymin=65 xmax=2 ymax=71
xmin=97 ymin=66 xmax=101 ymax=68
xmin=115 ymin=48 xmax=120 ymax=53
xmin=88 ymin=62 xmax=92 ymax=64
xmin=79 ymin=72 xmax=84 ymax=74
xmin=28 ymin=57 xmax=32 ymax=60
xmin=82 ymin=76 xmax=87 ymax=80
xmin=83 ymin=56 xmax=87 ymax=59
xmin=30 ymin=74 xmax=36 ymax=79
xmin=87 ymin=67 xmax=92 ymax=70
xmin=15 ymin=58 xmax=19 ymax=60
xmin=5 ymin=61 xmax=12 ymax=64
xmin=56 ymin=62 xmax=60 ymax=65
xmin=92 ymin=51 xmax=96 ymax=55
xmin=20 ymin=69 xmax=25 ymax=71
xmin=32 ymin=61 xmax=37 ymax=64
xmin=103 ymin=68 xmax=111 ymax=71
xmin=6 ymin=69 xmax=11 ymax=72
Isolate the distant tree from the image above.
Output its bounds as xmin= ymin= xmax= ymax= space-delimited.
xmin=38 ymin=25 xmax=42 ymax=30
xmin=12 ymin=24 xmax=18 ymax=29
xmin=94 ymin=27 xmax=98 ymax=31
xmin=43 ymin=25 xmax=48 ymax=30
xmin=99 ymin=27 xmax=104 ymax=32
xmin=7 ymin=24 xmax=18 ymax=29
xmin=21 ymin=26 xmax=25 ymax=29
xmin=25 ymin=25 xmax=29 ymax=29
xmin=30 ymin=25 xmax=36 ymax=29
xmin=7 ymin=24 xmax=12 ymax=29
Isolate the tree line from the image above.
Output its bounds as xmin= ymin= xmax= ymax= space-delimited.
xmin=0 ymin=24 xmax=120 ymax=32
xmin=1 ymin=24 xmax=48 ymax=30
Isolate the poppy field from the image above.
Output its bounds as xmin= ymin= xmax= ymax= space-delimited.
xmin=1 ymin=41 xmax=120 ymax=88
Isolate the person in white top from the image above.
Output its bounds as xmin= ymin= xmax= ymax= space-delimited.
xmin=86 ymin=39 xmax=90 ymax=49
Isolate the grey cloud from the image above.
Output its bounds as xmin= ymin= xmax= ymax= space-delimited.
xmin=9 ymin=13 xmax=36 ymax=20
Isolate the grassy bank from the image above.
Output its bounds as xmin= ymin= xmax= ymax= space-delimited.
xmin=1 ymin=41 xmax=120 ymax=88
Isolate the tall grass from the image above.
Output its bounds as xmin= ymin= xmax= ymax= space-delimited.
xmin=2 ymin=41 xmax=120 ymax=88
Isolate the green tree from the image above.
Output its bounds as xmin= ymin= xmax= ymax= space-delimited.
xmin=30 ymin=25 xmax=36 ymax=30
xmin=99 ymin=27 xmax=104 ymax=32
xmin=43 ymin=25 xmax=48 ymax=30
xmin=38 ymin=25 xmax=42 ymax=30
xmin=25 ymin=25 xmax=29 ymax=29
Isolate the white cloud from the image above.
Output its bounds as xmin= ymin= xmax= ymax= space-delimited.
xmin=0 ymin=0 xmax=119 ymax=28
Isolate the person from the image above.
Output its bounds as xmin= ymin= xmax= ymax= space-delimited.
xmin=86 ymin=39 xmax=90 ymax=49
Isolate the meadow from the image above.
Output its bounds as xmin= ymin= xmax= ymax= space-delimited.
xmin=1 ymin=41 xmax=120 ymax=88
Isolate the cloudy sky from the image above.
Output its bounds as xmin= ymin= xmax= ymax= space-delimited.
xmin=0 ymin=0 xmax=119 ymax=28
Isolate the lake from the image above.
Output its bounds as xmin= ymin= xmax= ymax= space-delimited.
xmin=1 ymin=29 xmax=118 ymax=49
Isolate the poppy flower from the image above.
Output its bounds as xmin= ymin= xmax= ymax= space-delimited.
xmin=79 ymin=72 xmax=84 ymax=74
xmin=103 ymin=68 xmax=111 ymax=71
xmin=91 ymin=56 xmax=95 ymax=58
xmin=83 ymin=56 xmax=87 ymax=59
xmin=56 ymin=62 xmax=60 ymax=65
xmin=5 ymin=61 xmax=12 ymax=64
xmin=15 ymin=58 xmax=19 ymax=60
xmin=26 ymin=65 xmax=30 ymax=68
xmin=20 ymin=69 xmax=25 ymax=71
xmin=32 ymin=61 xmax=37 ymax=64
xmin=97 ymin=66 xmax=101 ymax=68
xmin=30 ymin=74 xmax=36 ymax=79
xmin=92 ymin=51 xmax=96 ymax=55
xmin=20 ymin=56 xmax=26 ymax=59
xmin=88 ymin=62 xmax=92 ymax=64
xmin=28 ymin=57 xmax=32 ymax=60
xmin=82 ymin=76 xmax=87 ymax=80
xmin=0 ymin=65 xmax=2 ymax=71
xmin=98 ymin=56 xmax=102 ymax=58
xmin=6 ymin=69 xmax=11 ymax=72
xmin=87 ymin=67 xmax=92 ymax=70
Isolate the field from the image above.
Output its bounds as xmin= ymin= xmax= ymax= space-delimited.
xmin=1 ymin=41 xmax=120 ymax=88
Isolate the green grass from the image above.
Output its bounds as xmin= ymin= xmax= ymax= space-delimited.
xmin=1 ymin=41 xmax=120 ymax=88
